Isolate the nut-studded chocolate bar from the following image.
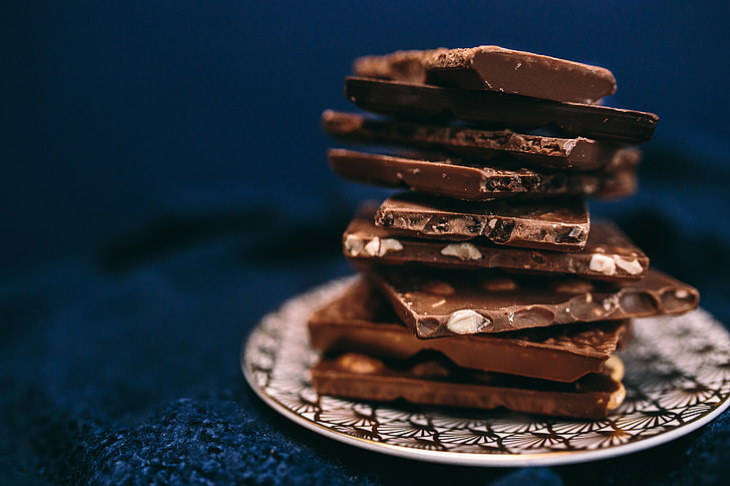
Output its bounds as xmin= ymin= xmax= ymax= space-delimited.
xmin=345 ymin=77 xmax=658 ymax=144
xmin=310 ymin=352 xmax=625 ymax=419
xmin=373 ymin=193 xmax=590 ymax=250
xmin=328 ymin=149 xmax=636 ymax=201
xmin=323 ymin=111 xmax=637 ymax=171
xmin=347 ymin=204 xmax=649 ymax=280
xmin=369 ymin=266 xmax=699 ymax=338
xmin=354 ymin=45 xmax=616 ymax=104
xmin=309 ymin=279 xmax=629 ymax=382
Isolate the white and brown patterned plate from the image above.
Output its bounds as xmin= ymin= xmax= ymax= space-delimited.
xmin=241 ymin=277 xmax=730 ymax=467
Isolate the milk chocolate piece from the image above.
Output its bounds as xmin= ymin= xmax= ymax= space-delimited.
xmin=425 ymin=46 xmax=616 ymax=104
xmin=369 ymin=267 xmax=699 ymax=338
xmin=309 ymin=279 xmax=629 ymax=382
xmin=345 ymin=77 xmax=658 ymax=144
xmin=323 ymin=111 xmax=636 ymax=171
xmin=328 ymin=149 xmax=636 ymax=201
xmin=347 ymin=205 xmax=648 ymax=280
xmin=374 ymin=193 xmax=590 ymax=250
xmin=353 ymin=49 xmax=437 ymax=84
xmin=310 ymin=352 xmax=625 ymax=419
xmin=354 ymin=47 xmax=616 ymax=105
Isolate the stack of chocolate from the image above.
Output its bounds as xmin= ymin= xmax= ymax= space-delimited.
xmin=308 ymin=46 xmax=700 ymax=418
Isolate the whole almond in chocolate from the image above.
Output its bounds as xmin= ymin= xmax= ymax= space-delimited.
xmin=345 ymin=77 xmax=658 ymax=144
xmin=374 ymin=193 xmax=590 ymax=250
xmin=323 ymin=111 xmax=635 ymax=171
xmin=348 ymin=204 xmax=648 ymax=280
xmin=328 ymin=149 xmax=636 ymax=201
xmin=368 ymin=266 xmax=699 ymax=338
xmin=308 ymin=279 xmax=630 ymax=382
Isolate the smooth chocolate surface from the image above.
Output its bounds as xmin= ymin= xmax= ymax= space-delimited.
xmin=328 ymin=149 xmax=636 ymax=201
xmin=348 ymin=205 xmax=648 ymax=279
xmin=323 ymin=111 xmax=636 ymax=171
xmin=354 ymin=46 xmax=616 ymax=104
xmin=310 ymin=352 xmax=625 ymax=419
xmin=369 ymin=266 xmax=700 ymax=338
xmin=308 ymin=279 xmax=629 ymax=382
xmin=345 ymin=77 xmax=658 ymax=144
xmin=374 ymin=193 xmax=590 ymax=250
xmin=425 ymin=46 xmax=616 ymax=104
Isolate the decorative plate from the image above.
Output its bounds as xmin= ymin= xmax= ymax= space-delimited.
xmin=241 ymin=277 xmax=730 ymax=467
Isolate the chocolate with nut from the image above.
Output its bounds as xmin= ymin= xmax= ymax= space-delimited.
xmin=348 ymin=204 xmax=648 ymax=280
xmin=328 ymin=149 xmax=636 ymax=201
xmin=353 ymin=46 xmax=617 ymax=104
xmin=369 ymin=266 xmax=699 ymax=338
xmin=345 ymin=77 xmax=658 ymax=144
xmin=374 ymin=192 xmax=589 ymax=250
xmin=310 ymin=352 xmax=625 ymax=419
xmin=323 ymin=111 xmax=637 ymax=171
xmin=309 ymin=279 xmax=629 ymax=382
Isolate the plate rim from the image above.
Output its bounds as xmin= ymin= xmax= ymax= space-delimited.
xmin=241 ymin=278 xmax=730 ymax=467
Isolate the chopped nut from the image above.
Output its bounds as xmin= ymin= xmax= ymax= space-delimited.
xmin=379 ymin=238 xmax=404 ymax=255
xmin=421 ymin=280 xmax=455 ymax=295
xmin=446 ymin=309 xmax=491 ymax=334
xmin=410 ymin=360 xmax=451 ymax=378
xmin=440 ymin=242 xmax=483 ymax=261
xmin=613 ymin=256 xmax=643 ymax=275
xmin=335 ymin=353 xmax=384 ymax=374
xmin=431 ymin=298 xmax=447 ymax=308
xmin=607 ymin=383 xmax=626 ymax=410
xmin=675 ymin=289 xmax=689 ymax=299
xmin=589 ymin=253 xmax=616 ymax=275
xmin=343 ymin=234 xmax=365 ymax=256
xmin=552 ymin=278 xmax=594 ymax=294
xmin=605 ymin=355 xmax=625 ymax=381
xmin=481 ymin=277 xmax=517 ymax=291
xmin=361 ymin=236 xmax=404 ymax=257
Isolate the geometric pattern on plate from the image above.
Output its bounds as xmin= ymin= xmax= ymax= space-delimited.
xmin=242 ymin=277 xmax=730 ymax=464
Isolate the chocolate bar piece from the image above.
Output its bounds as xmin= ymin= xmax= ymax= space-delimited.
xmin=354 ymin=46 xmax=616 ymax=104
xmin=345 ymin=77 xmax=658 ymax=144
xmin=309 ymin=279 xmax=629 ymax=382
xmin=353 ymin=49 xmax=435 ymax=84
xmin=425 ymin=46 xmax=616 ymax=104
xmin=347 ymin=205 xmax=648 ymax=280
xmin=328 ymin=149 xmax=636 ymax=201
xmin=369 ymin=266 xmax=699 ymax=338
xmin=374 ymin=193 xmax=590 ymax=250
xmin=323 ymin=111 xmax=637 ymax=171
xmin=310 ymin=352 xmax=625 ymax=419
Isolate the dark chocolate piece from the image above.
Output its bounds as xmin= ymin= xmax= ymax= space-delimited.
xmin=309 ymin=279 xmax=629 ymax=382
xmin=328 ymin=149 xmax=636 ymax=201
xmin=345 ymin=77 xmax=658 ymax=144
xmin=323 ymin=111 xmax=636 ymax=171
xmin=310 ymin=352 xmax=625 ymax=419
xmin=369 ymin=267 xmax=700 ymax=338
xmin=374 ymin=193 xmax=590 ymax=250
xmin=354 ymin=46 xmax=616 ymax=104
xmin=347 ymin=205 xmax=648 ymax=280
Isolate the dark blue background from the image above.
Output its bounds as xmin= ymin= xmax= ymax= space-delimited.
xmin=2 ymin=1 xmax=730 ymax=484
